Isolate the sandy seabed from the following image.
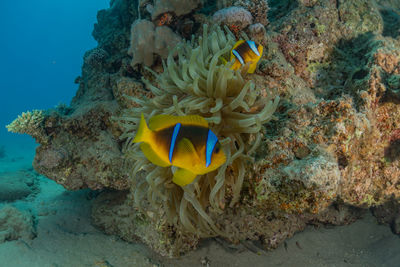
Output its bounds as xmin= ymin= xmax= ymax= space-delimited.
xmin=0 ymin=139 xmax=399 ymax=267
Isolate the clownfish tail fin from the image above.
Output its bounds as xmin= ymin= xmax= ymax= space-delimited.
xmin=133 ymin=113 xmax=151 ymax=143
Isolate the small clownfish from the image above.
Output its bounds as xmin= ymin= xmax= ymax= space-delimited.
xmin=133 ymin=113 xmax=226 ymax=187
xmin=230 ymin=40 xmax=263 ymax=73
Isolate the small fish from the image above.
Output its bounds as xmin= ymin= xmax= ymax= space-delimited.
xmin=230 ymin=40 xmax=263 ymax=73
xmin=133 ymin=113 xmax=226 ymax=186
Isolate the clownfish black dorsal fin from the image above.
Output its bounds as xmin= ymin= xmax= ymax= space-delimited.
xmin=148 ymin=114 xmax=208 ymax=131
xmin=231 ymin=40 xmax=245 ymax=51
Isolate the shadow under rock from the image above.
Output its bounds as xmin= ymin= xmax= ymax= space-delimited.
xmin=268 ymin=0 xmax=298 ymax=23
xmin=311 ymin=32 xmax=380 ymax=105
xmin=384 ymin=139 xmax=400 ymax=162
xmin=380 ymin=6 xmax=400 ymax=38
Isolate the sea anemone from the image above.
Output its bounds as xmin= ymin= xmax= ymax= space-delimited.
xmin=117 ymin=24 xmax=279 ymax=236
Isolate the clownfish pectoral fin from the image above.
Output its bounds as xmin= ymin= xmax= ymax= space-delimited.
xmin=230 ymin=60 xmax=242 ymax=71
xmin=140 ymin=143 xmax=170 ymax=167
xmin=248 ymin=44 xmax=263 ymax=74
xmin=172 ymin=168 xmax=197 ymax=186
xmin=133 ymin=113 xmax=151 ymax=143
xmin=248 ymin=61 xmax=258 ymax=74
xmin=148 ymin=114 xmax=208 ymax=131
xmin=176 ymin=138 xmax=200 ymax=161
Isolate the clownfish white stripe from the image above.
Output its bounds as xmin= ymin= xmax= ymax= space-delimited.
xmin=247 ymin=40 xmax=260 ymax=56
xmin=169 ymin=123 xmax=181 ymax=162
xmin=205 ymin=129 xmax=218 ymax=168
xmin=232 ymin=49 xmax=245 ymax=65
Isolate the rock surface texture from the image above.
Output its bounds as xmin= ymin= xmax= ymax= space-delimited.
xmin=7 ymin=0 xmax=400 ymax=257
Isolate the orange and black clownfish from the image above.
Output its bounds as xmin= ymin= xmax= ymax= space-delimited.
xmin=230 ymin=40 xmax=263 ymax=73
xmin=132 ymin=113 xmax=226 ymax=187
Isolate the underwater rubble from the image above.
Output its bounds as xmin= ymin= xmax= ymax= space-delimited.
xmin=7 ymin=0 xmax=400 ymax=257
xmin=0 ymin=206 xmax=36 ymax=243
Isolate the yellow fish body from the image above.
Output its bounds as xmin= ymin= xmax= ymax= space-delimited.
xmin=230 ymin=40 xmax=263 ymax=73
xmin=133 ymin=113 xmax=226 ymax=186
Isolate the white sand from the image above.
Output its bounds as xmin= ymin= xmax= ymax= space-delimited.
xmin=1 ymin=139 xmax=399 ymax=267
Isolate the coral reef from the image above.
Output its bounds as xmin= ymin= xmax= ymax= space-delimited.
xmin=248 ymin=23 xmax=266 ymax=43
xmin=217 ymin=0 xmax=269 ymax=26
xmin=117 ymin=23 xmax=279 ymax=246
xmin=8 ymin=0 xmax=400 ymax=258
xmin=212 ymin=6 xmax=253 ymax=29
xmin=91 ymin=190 xmax=199 ymax=257
xmin=0 ymin=206 xmax=36 ymax=243
xmin=151 ymin=0 xmax=203 ymax=20
xmin=6 ymin=110 xmax=47 ymax=144
xmin=84 ymin=48 xmax=109 ymax=69
xmin=338 ymin=0 xmax=383 ymax=35
xmin=372 ymin=200 xmax=400 ymax=234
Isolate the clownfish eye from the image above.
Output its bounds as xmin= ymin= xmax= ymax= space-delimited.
xmin=214 ymin=143 xmax=221 ymax=153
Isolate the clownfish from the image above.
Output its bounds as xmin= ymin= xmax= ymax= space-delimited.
xmin=133 ymin=113 xmax=226 ymax=187
xmin=229 ymin=40 xmax=263 ymax=73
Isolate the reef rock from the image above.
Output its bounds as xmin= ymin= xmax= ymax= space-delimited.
xmin=7 ymin=0 xmax=400 ymax=258
xmin=151 ymin=0 xmax=203 ymax=20
xmin=0 ymin=206 xmax=35 ymax=243
xmin=217 ymin=0 xmax=269 ymax=26
xmin=212 ymin=6 xmax=253 ymax=29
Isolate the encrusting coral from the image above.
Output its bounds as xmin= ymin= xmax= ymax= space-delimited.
xmin=117 ymin=24 xmax=279 ymax=236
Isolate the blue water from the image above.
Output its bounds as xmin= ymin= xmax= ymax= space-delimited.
xmin=0 ymin=0 xmax=109 ymax=149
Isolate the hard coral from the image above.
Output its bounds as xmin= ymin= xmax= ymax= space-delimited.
xmin=83 ymin=48 xmax=109 ymax=69
xmin=217 ymin=0 xmax=269 ymax=26
xmin=118 ymin=24 xmax=279 ymax=241
xmin=6 ymin=110 xmax=47 ymax=144
xmin=248 ymin=23 xmax=266 ymax=43
xmin=212 ymin=6 xmax=253 ymax=29
xmin=151 ymin=0 xmax=203 ymax=20
xmin=235 ymin=0 xmax=269 ymax=26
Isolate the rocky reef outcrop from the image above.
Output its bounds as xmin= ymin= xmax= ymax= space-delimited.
xmin=7 ymin=0 xmax=400 ymax=257
xmin=0 ymin=206 xmax=36 ymax=243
